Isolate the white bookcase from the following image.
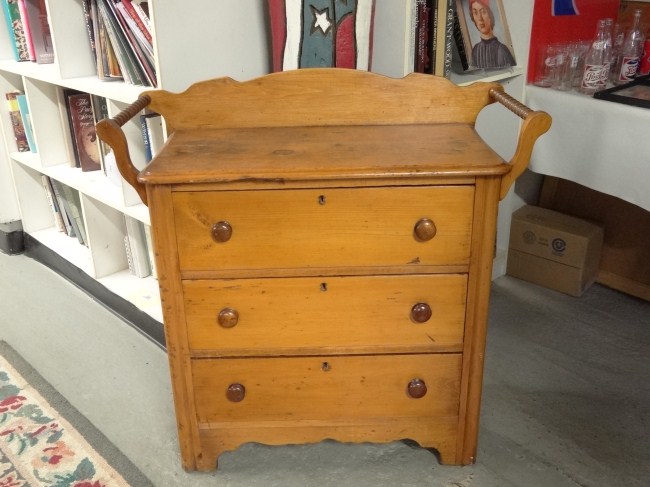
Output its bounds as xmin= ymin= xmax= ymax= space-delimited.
xmin=0 ymin=0 xmax=533 ymax=332
xmin=0 ymin=0 xmax=270 ymax=325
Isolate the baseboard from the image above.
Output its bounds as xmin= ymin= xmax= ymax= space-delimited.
xmin=0 ymin=220 xmax=25 ymax=255
xmin=23 ymin=233 xmax=166 ymax=350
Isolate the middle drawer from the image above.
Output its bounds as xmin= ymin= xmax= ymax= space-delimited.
xmin=183 ymin=274 xmax=467 ymax=355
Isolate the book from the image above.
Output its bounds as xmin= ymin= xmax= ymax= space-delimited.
xmin=124 ymin=215 xmax=151 ymax=277
xmin=108 ymin=0 xmax=155 ymax=86
xmin=15 ymin=93 xmax=35 ymax=152
xmin=413 ymin=0 xmax=434 ymax=74
xmin=93 ymin=0 xmax=123 ymax=80
xmin=17 ymin=0 xmax=35 ymax=61
xmin=91 ymin=94 xmax=112 ymax=173
xmin=451 ymin=8 xmax=470 ymax=73
xmin=97 ymin=0 xmax=155 ymax=86
xmin=64 ymin=89 xmax=101 ymax=172
xmin=48 ymin=178 xmax=75 ymax=238
xmin=120 ymin=0 xmax=152 ymax=47
xmin=22 ymin=0 xmax=54 ymax=64
xmin=5 ymin=91 xmax=29 ymax=152
xmin=143 ymin=223 xmax=157 ymax=279
xmin=1 ymin=0 xmax=20 ymax=60
xmin=59 ymin=181 xmax=88 ymax=246
xmin=141 ymin=111 xmax=164 ymax=160
xmin=1 ymin=0 xmax=30 ymax=61
xmin=81 ymin=0 xmax=97 ymax=68
xmin=442 ymin=0 xmax=456 ymax=77
xmin=41 ymin=175 xmax=65 ymax=233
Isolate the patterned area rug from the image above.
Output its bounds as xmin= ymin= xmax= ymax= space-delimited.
xmin=0 ymin=341 xmax=152 ymax=486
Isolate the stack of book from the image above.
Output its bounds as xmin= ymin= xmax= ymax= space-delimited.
xmin=410 ymin=0 xmax=456 ymax=77
xmin=81 ymin=0 xmax=155 ymax=87
xmin=1 ymin=0 xmax=55 ymax=64
xmin=41 ymin=176 xmax=89 ymax=247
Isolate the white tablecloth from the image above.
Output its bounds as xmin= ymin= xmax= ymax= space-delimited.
xmin=525 ymin=85 xmax=650 ymax=212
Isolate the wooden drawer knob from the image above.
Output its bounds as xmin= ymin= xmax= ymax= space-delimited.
xmin=211 ymin=221 xmax=232 ymax=242
xmin=217 ymin=308 xmax=239 ymax=328
xmin=407 ymin=379 xmax=427 ymax=399
xmin=411 ymin=303 xmax=432 ymax=323
xmin=414 ymin=218 xmax=436 ymax=242
xmin=226 ymin=383 xmax=246 ymax=402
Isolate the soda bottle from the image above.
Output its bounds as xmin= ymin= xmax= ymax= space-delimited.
xmin=580 ymin=19 xmax=612 ymax=95
xmin=615 ymin=9 xmax=645 ymax=85
xmin=609 ymin=22 xmax=626 ymax=83
xmin=601 ymin=18 xmax=614 ymax=87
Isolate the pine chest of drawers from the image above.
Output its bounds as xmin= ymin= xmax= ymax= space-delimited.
xmin=97 ymin=68 xmax=550 ymax=471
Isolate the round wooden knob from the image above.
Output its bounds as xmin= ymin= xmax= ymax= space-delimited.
xmin=411 ymin=303 xmax=432 ymax=323
xmin=217 ymin=308 xmax=239 ymax=328
xmin=211 ymin=221 xmax=232 ymax=242
xmin=226 ymin=383 xmax=245 ymax=402
xmin=414 ymin=218 xmax=436 ymax=242
xmin=407 ymin=379 xmax=427 ymax=399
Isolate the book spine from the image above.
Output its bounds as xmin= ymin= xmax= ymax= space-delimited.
xmin=24 ymin=0 xmax=54 ymax=64
xmin=124 ymin=215 xmax=151 ymax=278
xmin=452 ymin=8 xmax=469 ymax=72
xmin=66 ymin=92 xmax=101 ymax=172
xmin=81 ymin=0 xmax=97 ymax=68
xmin=59 ymin=183 xmax=87 ymax=246
xmin=17 ymin=0 xmax=35 ymax=60
xmin=5 ymin=91 xmax=29 ymax=152
xmin=16 ymin=93 xmax=36 ymax=152
xmin=140 ymin=113 xmax=152 ymax=162
xmin=4 ymin=0 xmax=30 ymax=60
xmin=1 ymin=0 xmax=20 ymax=60
xmin=49 ymin=178 xmax=75 ymax=238
xmin=442 ymin=0 xmax=455 ymax=78
xmin=41 ymin=175 xmax=65 ymax=232
xmin=121 ymin=0 xmax=152 ymax=45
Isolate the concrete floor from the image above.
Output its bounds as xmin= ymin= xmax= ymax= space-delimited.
xmin=1 ymin=251 xmax=649 ymax=487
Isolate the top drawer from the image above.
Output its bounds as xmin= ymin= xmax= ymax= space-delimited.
xmin=173 ymin=186 xmax=474 ymax=272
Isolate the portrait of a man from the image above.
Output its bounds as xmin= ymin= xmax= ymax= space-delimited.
xmin=457 ymin=0 xmax=516 ymax=70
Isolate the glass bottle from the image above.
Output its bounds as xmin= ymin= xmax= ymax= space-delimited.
xmin=609 ymin=21 xmax=626 ymax=83
xmin=579 ymin=19 xmax=612 ymax=95
xmin=601 ymin=18 xmax=614 ymax=87
xmin=615 ymin=9 xmax=645 ymax=85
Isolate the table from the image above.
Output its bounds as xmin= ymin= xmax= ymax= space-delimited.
xmin=526 ymin=85 xmax=650 ymax=212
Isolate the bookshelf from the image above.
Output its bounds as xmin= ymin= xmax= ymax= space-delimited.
xmin=0 ymin=0 xmax=269 ymax=331
xmin=0 ymin=0 xmax=533 ymax=342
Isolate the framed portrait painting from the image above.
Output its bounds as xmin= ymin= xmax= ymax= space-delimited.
xmin=454 ymin=0 xmax=516 ymax=71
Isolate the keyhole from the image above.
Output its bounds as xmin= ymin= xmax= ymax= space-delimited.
xmin=318 ymin=195 xmax=326 ymax=205
xmin=320 ymin=282 xmax=328 ymax=291
xmin=322 ymin=362 xmax=331 ymax=371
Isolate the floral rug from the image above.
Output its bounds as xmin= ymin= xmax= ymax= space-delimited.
xmin=0 ymin=341 xmax=152 ymax=486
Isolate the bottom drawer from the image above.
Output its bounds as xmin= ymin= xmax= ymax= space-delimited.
xmin=192 ymin=353 xmax=462 ymax=424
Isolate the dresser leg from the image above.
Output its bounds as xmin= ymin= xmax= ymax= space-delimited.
xmin=194 ymin=452 xmax=218 ymax=472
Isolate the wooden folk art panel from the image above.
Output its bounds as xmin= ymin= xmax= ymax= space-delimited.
xmin=268 ymin=0 xmax=375 ymax=71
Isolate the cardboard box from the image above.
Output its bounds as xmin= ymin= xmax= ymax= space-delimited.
xmin=507 ymin=205 xmax=604 ymax=297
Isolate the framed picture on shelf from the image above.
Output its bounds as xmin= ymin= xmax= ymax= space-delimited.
xmin=594 ymin=75 xmax=650 ymax=109
xmin=454 ymin=0 xmax=515 ymax=70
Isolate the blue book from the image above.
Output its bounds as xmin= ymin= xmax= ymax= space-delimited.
xmin=0 ymin=0 xmax=20 ymax=61
xmin=16 ymin=94 xmax=36 ymax=152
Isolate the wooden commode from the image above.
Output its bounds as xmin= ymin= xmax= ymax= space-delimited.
xmin=97 ymin=68 xmax=550 ymax=471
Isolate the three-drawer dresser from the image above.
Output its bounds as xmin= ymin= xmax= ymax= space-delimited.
xmin=97 ymin=68 xmax=551 ymax=471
